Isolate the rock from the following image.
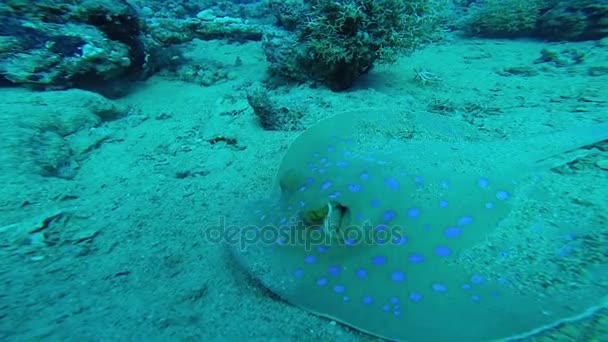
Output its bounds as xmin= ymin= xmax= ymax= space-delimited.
xmin=196 ymin=9 xmax=216 ymax=21
xmin=536 ymin=0 xmax=608 ymax=41
xmin=0 ymin=0 xmax=147 ymax=94
xmin=596 ymin=159 xmax=608 ymax=170
xmin=0 ymin=88 xmax=126 ymax=177
xmin=214 ymin=16 xmax=243 ymax=24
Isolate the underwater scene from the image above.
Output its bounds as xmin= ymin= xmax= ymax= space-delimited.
xmin=1 ymin=0 xmax=607 ymax=341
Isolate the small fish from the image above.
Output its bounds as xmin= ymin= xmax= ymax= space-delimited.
xmin=229 ymin=108 xmax=608 ymax=341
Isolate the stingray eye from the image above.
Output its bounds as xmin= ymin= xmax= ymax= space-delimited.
xmin=301 ymin=204 xmax=329 ymax=226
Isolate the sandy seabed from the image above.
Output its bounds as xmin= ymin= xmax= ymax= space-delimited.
xmin=1 ymin=36 xmax=607 ymax=341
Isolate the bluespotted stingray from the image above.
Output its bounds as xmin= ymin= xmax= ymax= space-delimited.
xmin=229 ymin=108 xmax=608 ymax=341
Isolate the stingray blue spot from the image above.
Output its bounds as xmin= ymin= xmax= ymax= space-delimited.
xmin=444 ymin=226 xmax=462 ymax=238
xmin=432 ymin=283 xmax=448 ymax=293
xmin=293 ymin=269 xmax=303 ymax=278
xmin=375 ymin=224 xmax=387 ymax=234
xmin=391 ymin=271 xmax=406 ymax=283
xmin=318 ymin=168 xmax=326 ymax=174
xmin=435 ymin=245 xmax=452 ymax=257
xmin=385 ymin=177 xmax=400 ymax=190
xmin=328 ymin=191 xmax=341 ymax=199
xmin=485 ymin=202 xmax=494 ymax=209
xmin=383 ymin=210 xmax=396 ymax=221
xmin=478 ymin=178 xmax=489 ymax=188
xmin=348 ymin=184 xmax=362 ymax=192
xmin=336 ymin=161 xmax=348 ymax=167
xmin=423 ymin=223 xmax=431 ymax=231
xmin=304 ymin=255 xmax=316 ymax=264
xmin=393 ymin=235 xmax=408 ymax=245
xmin=458 ymin=216 xmax=474 ymax=226
xmin=321 ymin=181 xmax=333 ymax=191
xmin=333 ymin=284 xmax=345 ymax=293
xmin=356 ymin=268 xmax=368 ymax=278
xmin=409 ymin=292 xmax=423 ymax=302
xmin=407 ymin=207 xmax=421 ymax=219
xmin=317 ymin=246 xmax=328 ymax=253
xmin=439 ymin=200 xmax=449 ymax=208
xmin=383 ymin=305 xmax=390 ymax=312
xmin=496 ymin=190 xmax=510 ymax=201
xmin=414 ymin=176 xmax=424 ymax=184
xmin=355 ymin=213 xmax=364 ymax=221
xmin=328 ymin=265 xmax=342 ymax=276
xmin=439 ymin=180 xmax=450 ymax=188
xmin=390 ymin=297 xmax=399 ymax=304
xmin=279 ymin=217 xmax=287 ymax=224
xmin=371 ymin=199 xmax=380 ymax=207
xmin=345 ymin=238 xmax=357 ymax=246
xmin=394 ymin=311 xmax=402 ymax=317
xmin=298 ymin=185 xmax=307 ymax=192
xmin=316 ymin=278 xmax=328 ymax=286
xmin=462 ymin=284 xmax=472 ymax=290
xmin=409 ymin=253 xmax=425 ymax=264
xmin=559 ymin=245 xmax=575 ymax=257
xmin=343 ymin=296 xmax=350 ymax=302
xmin=327 ymin=145 xmax=334 ymax=152
xmin=372 ymin=255 xmax=387 ymax=266
xmin=319 ymin=157 xmax=328 ymax=163
xmin=471 ymin=274 xmax=486 ymax=284
xmin=360 ymin=172 xmax=370 ymax=180
xmin=363 ymin=296 xmax=374 ymax=305
xmin=305 ymin=177 xmax=314 ymax=185
xmin=375 ymin=227 xmax=388 ymax=245
xmin=471 ymin=295 xmax=481 ymax=301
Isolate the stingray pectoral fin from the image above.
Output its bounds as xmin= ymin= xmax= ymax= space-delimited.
xmin=279 ymin=168 xmax=303 ymax=194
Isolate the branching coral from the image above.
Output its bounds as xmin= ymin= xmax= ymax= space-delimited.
xmin=264 ymin=0 xmax=442 ymax=91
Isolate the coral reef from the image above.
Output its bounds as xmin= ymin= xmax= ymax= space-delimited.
xmin=462 ymin=0 xmax=608 ymax=41
xmin=263 ymin=0 xmax=442 ymax=91
xmin=0 ymin=0 xmax=265 ymax=95
xmin=462 ymin=0 xmax=541 ymax=38
xmin=0 ymin=0 xmax=147 ymax=94
xmin=536 ymin=0 xmax=608 ymax=41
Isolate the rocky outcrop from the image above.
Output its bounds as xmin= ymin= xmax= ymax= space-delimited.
xmin=0 ymin=0 xmax=147 ymax=95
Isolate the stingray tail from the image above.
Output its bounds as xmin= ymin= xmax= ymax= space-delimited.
xmin=528 ymin=122 xmax=608 ymax=169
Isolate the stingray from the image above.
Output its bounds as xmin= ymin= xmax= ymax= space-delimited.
xmin=228 ymin=108 xmax=608 ymax=341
